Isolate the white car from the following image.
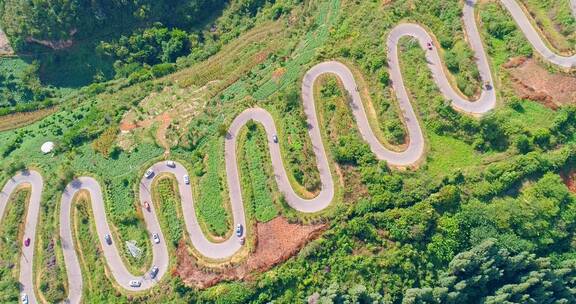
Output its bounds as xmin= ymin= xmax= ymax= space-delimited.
xmin=152 ymin=233 xmax=160 ymax=244
xmin=21 ymin=293 xmax=28 ymax=304
xmin=183 ymin=175 xmax=190 ymax=185
xmin=144 ymin=169 xmax=154 ymax=178
xmin=272 ymin=134 xmax=278 ymax=143
xmin=129 ymin=280 xmax=141 ymax=287
xmin=167 ymin=161 xmax=176 ymax=168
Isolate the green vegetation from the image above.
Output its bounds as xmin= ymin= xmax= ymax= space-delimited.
xmin=239 ymin=124 xmax=278 ymax=222
xmin=1 ymin=0 xmax=576 ymax=303
xmin=520 ymin=0 xmax=575 ymax=53
xmin=0 ymin=189 xmax=29 ymax=302
xmin=196 ymin=138 xmax=231 ymax=237
xmin=154 ymin=177 xmax=184 ymax=247
xmin=0 ymin=0 xmax=223 ymax=48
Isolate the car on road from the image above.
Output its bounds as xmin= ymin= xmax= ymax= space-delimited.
xmin=145 ymin=169 xmax=154 ymax=178
xmin=104 ymin=234 xmax=112 ymax=245
xmin=239 ymin=237 xmax=245 ymax=245
xmin=150 ymin=266 xmax=159 ymax=279
xmin=484 ymin=81 xmax=491 ymax=90
xmin=144 ymin=201 xmax=150 ymax=211
xmin=21 ymin=293 xmax=28 ymax=304
xmin=236 ymin=224 xmax=243 ymax=237
xmin=167 ymin=161 xmax=176 ymax=168
xmin=272 ymin=134 xmax=278 ymax=143
xmin=183 ymin=175 xmax=190 ymax=185
xmin=129 ymin=280 xmax=141 ymax=287
xmin=152 ymin=233 xmax=160 ymax=244
xmin=426 ymin=42 xmax=433 ymax=50
xmin=24 ymin=237 xmax=30 ymax=247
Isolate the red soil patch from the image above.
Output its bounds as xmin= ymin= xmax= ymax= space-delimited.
xmin=173 ymin=216 xmax=326 ymax=289
xmin=120 ymin=112 xmax=172 ymax=152
xmin=561 ymin=170 xmax=576 ymax=192
xmin=272 ymin=67 xmax=286 ymax=82
xmin=254 ymin=51 xmax=269 ymax=64
xmin=507 ymin=58 xmax=576 ymax=109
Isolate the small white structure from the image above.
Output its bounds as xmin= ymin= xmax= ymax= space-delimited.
xmin=126 ymin=240 xmax=142 ymax=259
xmin=41 ymin=141 xmax=54 ymax=154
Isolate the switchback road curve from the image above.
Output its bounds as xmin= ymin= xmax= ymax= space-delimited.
xmin=1 ymin=1 xmax=575 ymax=303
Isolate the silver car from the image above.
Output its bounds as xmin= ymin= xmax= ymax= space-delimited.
xmin=236 ymin=224 xmax=243 ymax=237
xmin=129 ymin=280 xmax=141 ymax=287
xmin=144 ymin=169 xmax=154 ymax=178
xmin=183 ymin=175 xmax=190 ymax=185
xmin=152 ymin=233 xmax=160 ymax=244
xmin=167 ymin=161 xmax=176 ymax=168
xmin=21 ymin=294 xmax=28 ymax=304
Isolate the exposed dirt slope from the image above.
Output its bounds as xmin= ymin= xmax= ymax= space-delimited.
xmin=174 ymin=217 xmax=326 ymax=289
xmin=507 ymin=58 xmax=576 ymax=108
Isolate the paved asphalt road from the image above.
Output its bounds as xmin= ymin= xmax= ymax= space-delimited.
xmin=1 ymin=1 xmax=575 ymax=303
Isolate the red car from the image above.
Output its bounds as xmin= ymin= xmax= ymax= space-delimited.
xmin=24 ymin=238 xmax=31 ymax=247
xmin=144 ymin=201 xmax=150 ymax=211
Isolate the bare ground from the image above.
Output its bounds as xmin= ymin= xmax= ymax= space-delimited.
xmin=0 ymin=28 xmax=13 ymax=55
xmin=506 ymin=57 xmax=576 ymax=108
xmin=561 ymin=169 xmax=576 ymax=192
xmin=173 ymin=216 xmax=326 ymax=289
xmin=0 ymin=107 xmax=57 ymax=132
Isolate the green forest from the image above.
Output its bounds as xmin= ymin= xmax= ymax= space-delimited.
xmin=0 ymin=0 xmax=576 ymax=303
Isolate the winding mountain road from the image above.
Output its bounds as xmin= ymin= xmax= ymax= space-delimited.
xmin=1 ymin=1 xmax=575 ymax=303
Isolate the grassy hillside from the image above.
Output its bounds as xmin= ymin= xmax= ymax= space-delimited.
xmin=0 ymin=0 xmax=575 ymax=303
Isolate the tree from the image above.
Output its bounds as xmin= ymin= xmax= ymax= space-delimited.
xmin=403 ymin=239 xmax=576 ymax=304
xmin=217 ymin=123 xmax=229 ymax=137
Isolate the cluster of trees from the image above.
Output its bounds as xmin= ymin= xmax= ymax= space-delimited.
xmin=0 ymin=0 xmax=225 ymax=51
xmin=97 ymin=25 xmax=194 ymax=78
xmin=404 ymin=239 xmax=576 ymax=303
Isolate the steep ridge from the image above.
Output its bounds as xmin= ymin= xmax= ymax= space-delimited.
xmin=1 ymin=1 xmax=575 ymax=303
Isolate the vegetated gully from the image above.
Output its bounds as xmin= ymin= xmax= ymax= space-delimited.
xmin=1 ymin=1 xmax=575 ymax=303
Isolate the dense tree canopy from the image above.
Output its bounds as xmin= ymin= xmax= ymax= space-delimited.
xmin=403 ymin=239 xmax=576 ymax=304
xmin=0 ymin=0 xmax=224 ymax=49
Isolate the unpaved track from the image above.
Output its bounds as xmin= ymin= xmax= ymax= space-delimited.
xmin=1 ymin=1 xmax=575 ymax=303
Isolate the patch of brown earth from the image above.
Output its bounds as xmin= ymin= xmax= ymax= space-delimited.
xmin=0 ymin=107 xmax=57 ymax=131
xmin=254 ymin=51 xmax=269 ymax=64
xmin=119 ymin=112 xmax=172 ymax=153
xmin=174 ymin=216 xmax=326 ymax=289
xmin=561 ymin=170 xmax=576 ymax=192
xmin=507 ymin=57 xmax=576 ymax=109
xmin=0 ymin=28 xmax=13 ymax=55
xmin=272 ymin=67 xmax=286 ymax=82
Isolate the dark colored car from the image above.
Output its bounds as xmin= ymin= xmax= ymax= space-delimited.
xmin=427 ymin=42 xmax=433 ymax=50
xmin=24 ymin=238 xmax=31 ymax=247
xmin=104 ymin=234 xmax=112 ymax=245
xmin=150 ymin=266 xmax=159 ymax=279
